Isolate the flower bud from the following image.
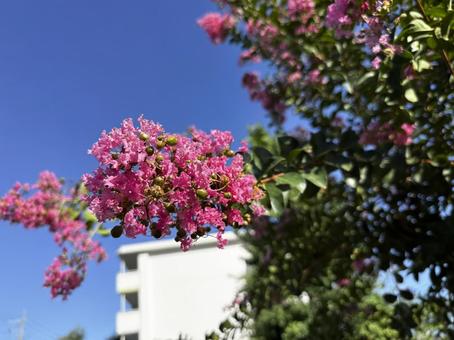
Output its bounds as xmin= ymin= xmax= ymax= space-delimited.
xmin=111 ymin=225 xmax=123 ymax=238
xmin=155 ymin=154 xmax=164 ymax=162
xmin=166 ymin=136 xmax=178 ymax=146
xmin=196 ymin=226 xmax=206 ymax=236
xmin=148 ymin=185 xmax=164 ymax=199
xmin=111 ymin=152 xmax=119 ymax=160
xmin=223 ymin=192 xmax=232 ymax=199
xmin=196 ymin=188 xmax=208 ymax=199
xmin=224 ymin=149 xmax=236 ymax=157
xmin=154 ymin=176 xmax=165 ymax=186
xmin=139 ymin=132 xmax=149 ymax=141
xmin=146 ymin=146 xmax=155 ymax=156
xmin=220 ymin=175 xmax=229 ymax=186
xmin=151 ymin=228 xmax=162 ymax=239
xmin=156 ymin=140 xmax=166 ymax=149
xmin=164 ymin=202 xmax=176 ymax=213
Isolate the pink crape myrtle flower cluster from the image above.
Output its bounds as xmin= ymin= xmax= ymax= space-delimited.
xmin=326 ymin=0 xmax=361 ymax=38
xmin=83 ymin=117 xmax=264 ymax=251
xmin=326 ymin=0 xmax=401 ymax=68
xmin=0 ymin=171 xmax=106 ymax=299
xmin=287 ymin=0 xmax=319 ymax=34
xmin=198 ymin=0 xmax=405 ymax=122
xmin=197 ymin=12 xmax=235 ymax=44
xmin=242 ymin=72 xmax=287 ymax=122
xmin=359 ymin=122 xmax=415 ymax=146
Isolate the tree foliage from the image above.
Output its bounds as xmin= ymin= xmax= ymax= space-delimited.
xmin=201 ymin=0 xmax=454 ymax=338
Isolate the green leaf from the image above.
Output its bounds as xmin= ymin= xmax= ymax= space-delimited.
xmin=404 ymin=88 xmax=418 ymax=103
xmin=399 ymin=289 xmax=414 ymax=300
xmin=425 ymin=6 xmax=446 ymax=18
xmin=275 ymin=172 xmax=307 ymax=193
xmin=83 ymin=210 xmax=97 ymax=224
xmin=409 ymin=19 xmax=433 ymax=33
xmin=383 ymin=293 xmax=397 ymax=303
xmin=97 ymin=227 xmax=111 ymax=237
xmin=277 ymin=135 xmax=299 ymax=155
xmin=263 ymin=156 xmax=286 ymax=174
xmin=264 ymin=183 xmax=285 ymax=216
xmin=394 ymin=272 xmax=404 ymax=283
xmin=286 ymin=147 xmax=305 ymax=165
xmin=253 ymin=146 xmax=273 ymax=170
xmin=302 ymin=168 xmax=328 ymax=189
xmin=325 ymin=154 xmax=353 ymax=172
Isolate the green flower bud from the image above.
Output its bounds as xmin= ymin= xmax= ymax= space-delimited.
xmin=151 ymin=228 xmax=162 ymax=239
xmin=223 ymin=192 xmax=232 ymax=199
xmin=196 ymin=226 xmax=206 ymax=236
xmin=156 ymin=140 xmax=166 ymax=149
xmin=224 ymin=149 xmax=236 ymax=157
xmin=220 ymin=175 xmax=229 ymax=185
xmin=196 ymin=188 xmax=208 ymax=199
xmin=155 ymin=154 xmax=164 ymax=162
xmin=164 ymin=202 xmax=176 ymax=213
xmin=146 ymin=146 xmax=155 ymax=156
xmin=154 ymin=176 xmax=165 ymax=186
xmin=139 ymin=131 xmax=149 ymax=141
xmin=166 ymin=136 xmax=178 ymax=146
xmin=110 ymin=225 xmax=123 ymax=238
xmin=148 ymin=185 xmax=164 ymax=199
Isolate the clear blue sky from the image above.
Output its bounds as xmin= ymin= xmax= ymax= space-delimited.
xmin=0 ymin=1 xmax=268 ymax=339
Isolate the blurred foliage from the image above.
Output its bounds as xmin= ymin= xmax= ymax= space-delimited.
xmin=204 ymin=0 xmax=454 ymax=338
xmin=58 ymin=327 xmax=84 ymax=340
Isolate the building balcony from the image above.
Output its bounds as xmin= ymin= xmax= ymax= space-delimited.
xmin=116 ymin=270 xmax=139 ymax=294
xmin=116 ymin=310 xmax=140 ymax=336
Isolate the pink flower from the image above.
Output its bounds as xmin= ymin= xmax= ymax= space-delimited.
xmin=371 ymin=56 xmax=382 ymax=69
xmin=393 ymin=123 xmax=415 ymax=146
xmin=404 ymin=65 xmax=415 ymax=80
xmin=287 ymin=71 xmax=303 ymax=84
xmin=84 ymin=117 xmax=265 ymax=251
xmin=44 ymin=255 xmax=84 ymax=300
xmin=359 ymin=122 xmax=415 ymax=146
xmin=239 ymin=48 xmax=261 ymax=65
xmin=306 ymin=69 xmax=324 ymax=84
xmin=288 ymin=0 xmax=315 ymax=18
xmin=0 ymin=171 xmax=106 ymax=299
xmin=197 ymin=13 xmax=235 ymax=44
xmin=326 ymin=0 xmax=354 ymax=37
xmin=337 ymin=278 xmax=351 ymax=287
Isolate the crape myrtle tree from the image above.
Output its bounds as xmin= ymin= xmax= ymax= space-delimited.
xmin=196 ymin=0 xmax=454 ymax=338
xmin=0 ymin=0 xmax=452 ymax=338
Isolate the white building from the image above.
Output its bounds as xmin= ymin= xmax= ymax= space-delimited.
xmin=115 ymin=232 xmax=248 ymax=340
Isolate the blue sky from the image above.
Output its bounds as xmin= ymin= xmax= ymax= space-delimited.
xmin=0 ymin=1 xmax=268 ymax=338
